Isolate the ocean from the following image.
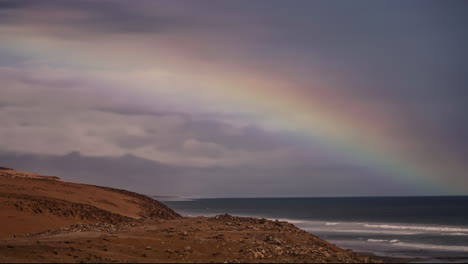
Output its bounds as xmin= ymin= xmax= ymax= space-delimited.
xmin=162 ymin=196 xmax=468 ymax=262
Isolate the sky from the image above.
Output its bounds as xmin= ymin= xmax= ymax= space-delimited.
xmin=1 ymin=0 xmax=467 ymax=197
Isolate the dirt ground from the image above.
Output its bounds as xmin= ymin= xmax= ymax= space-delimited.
xmin=0 ymin=168 xmax=379 ymax=263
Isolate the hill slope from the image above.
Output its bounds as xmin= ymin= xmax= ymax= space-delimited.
xmin=0 ymin=168 xmax=179 ymax=238
xmin=0 ymin=168 xmax=382 ymax=263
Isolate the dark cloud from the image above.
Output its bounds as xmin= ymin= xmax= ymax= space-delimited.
xmin=0 ymin=150 xmax=179 ymax=194
xmin=96 ymin=106 xmax=191 ymax=119
xmin=0 ymin=151 xmax=429 ymax=197
xmin=0 ymin=0 xmax=190 ymax=34
xmin=178 ymin=120 xmax=287 ymax=152
xmin=0 ymin=0 xmax=30 ymax=9
xmin=97 ymin=106 xmax=288 ymax=152
xmin=0 ymin=1 xmax=467 ymax=196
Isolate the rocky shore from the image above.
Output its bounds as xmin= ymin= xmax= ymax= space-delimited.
xmin=0 ymin=168 xmax=380 ymax=263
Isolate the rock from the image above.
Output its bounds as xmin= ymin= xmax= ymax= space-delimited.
xmin=253 ymin=251 xmax=264 ymax=259
xmin=145 ymin=246 xmax=152 ymax=250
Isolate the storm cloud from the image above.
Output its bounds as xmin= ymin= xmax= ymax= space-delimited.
xmin=1 ymin=0 xmax=467 ymax=196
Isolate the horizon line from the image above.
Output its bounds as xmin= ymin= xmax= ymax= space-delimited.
xmin=156 ymin=194 xmax=468 ymax=200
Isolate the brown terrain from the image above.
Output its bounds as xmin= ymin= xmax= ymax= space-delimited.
xmin=0 ymin=167 xmax=382 ymax=263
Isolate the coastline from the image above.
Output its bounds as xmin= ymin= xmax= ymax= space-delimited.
xmin=1 ymin=215 xmax=381 ymax=263
xmin=0 ymin=168 xmax=377 ymax=263
xmin=162 ymin=197 xmax=468 ymax=263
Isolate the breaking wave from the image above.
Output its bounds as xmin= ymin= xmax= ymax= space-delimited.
xmin=364 ymin=224 xmax=468 ymax=233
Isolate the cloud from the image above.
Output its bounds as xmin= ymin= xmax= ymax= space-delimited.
xmin=0 ymin=67 xmax=304 ymax=168
xmin=0 ymin=0 xmax=191 ymax=35
xmin=0 ymin=0 xmax=30 ymax=10
xmin=0 ymin=1 xmax=467 ymax=195
xmin=0 ymin=150 xmax=432 ymax=197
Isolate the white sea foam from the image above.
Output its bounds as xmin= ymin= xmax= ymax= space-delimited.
xmin=364 ymin=224 xmax=468 ymax=233
xmin=442 ymin=232 xmax=468 ymax=236
xmin=268 ymin=219 xmax=468 ymax=237
xmin=302 ymin=227 xmax=420 ymax=235
xmin=288 ymin=220 xmax=308 ymax=224
xmin=368 ymin=239 xmax=388 ymax=243
xmin=275 ymin=219 xmax=308 ymax=224
xmin=393 ymin=242 xmax=468 ymax=252
xmin=367 ymin=239 xmax=400 ymax=243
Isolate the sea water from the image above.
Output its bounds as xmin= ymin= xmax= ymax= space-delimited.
xmin=162 ymin=196 xmax=468 ymax=262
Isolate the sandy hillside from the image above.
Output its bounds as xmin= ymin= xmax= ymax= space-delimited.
xmin=0 ymin=167 xmax=179 ymax=238
xmin=0 ymin=168 xmax=382 ymax=263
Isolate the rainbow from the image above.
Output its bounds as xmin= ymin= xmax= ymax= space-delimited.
xmin=159 ymin=73 xmax=465 ymax=194
xmin=1 ymin=31 xmax=465 ymax=195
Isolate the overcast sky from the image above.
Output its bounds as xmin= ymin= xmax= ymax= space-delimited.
xmin=1 ymin=0 xmax=467 ymax=197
